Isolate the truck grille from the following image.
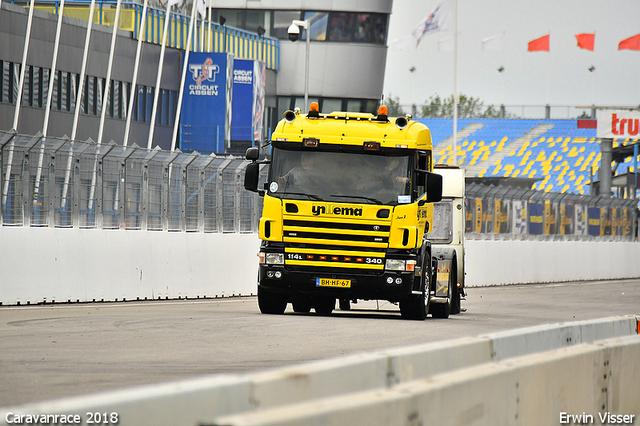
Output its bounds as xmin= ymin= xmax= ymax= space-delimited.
xmin=282 ymin=217 xmax=390 ymax=271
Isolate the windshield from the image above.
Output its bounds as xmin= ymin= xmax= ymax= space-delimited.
xmin=267 ymin=148 xmax=412 ymax=205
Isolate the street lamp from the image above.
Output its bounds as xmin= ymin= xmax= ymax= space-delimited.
xmin=287 ymin=19 xmax=310 ymax=111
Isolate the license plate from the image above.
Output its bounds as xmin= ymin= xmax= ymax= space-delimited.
xmin=316 ymin=278 xmax=351 ymax=288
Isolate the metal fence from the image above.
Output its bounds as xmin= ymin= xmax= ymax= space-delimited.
xmin=0 ymin=130 xmax=265 ymax=232
xmin=465 ymin=182 xmax=638 ymax=241
xmin=2 ymin=129 xmax=637 ymax=240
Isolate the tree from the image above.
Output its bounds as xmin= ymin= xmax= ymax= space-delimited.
xmin=419 ymin=94 xmax=507 ymax=119
xmin=385 ymin=95 xmax=405 ymax=117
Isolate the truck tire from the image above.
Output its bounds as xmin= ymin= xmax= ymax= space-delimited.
xmin=292 ymin=295 xmax=312 ymax=313
xmin=430 ymin=262 xmax=454 ymax=318
xmin=258 ymin=287 xmax=287 ymax=314
xmin=450 ymin=261 xmax=461 ymax=315
xmin=400 ymin=258 xmax=430 ymax=320
xmin=314 ymin=296 xmax=335 ymax=315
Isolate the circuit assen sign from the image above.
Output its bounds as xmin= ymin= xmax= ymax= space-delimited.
xmin=596 ymin=110 xmax=640 ymax=139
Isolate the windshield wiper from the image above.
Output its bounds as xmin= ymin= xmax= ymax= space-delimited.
xmin=329 ymin=194 xmax=383 ymax=205
xmin=279 ymin=191 xmax=324 ymax=201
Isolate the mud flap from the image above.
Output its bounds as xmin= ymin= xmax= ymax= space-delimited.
xmin=435 ymin=259 xmax=452 ymax=298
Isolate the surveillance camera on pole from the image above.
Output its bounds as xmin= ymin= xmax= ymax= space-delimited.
xmin=288 ymin=19 xmax=310 ymax=110
xmin=287 ymin=23 xmax=300 ymax=42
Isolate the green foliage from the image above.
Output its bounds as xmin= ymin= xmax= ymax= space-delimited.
xmin=385 ymin=95 xmax=405 ymax=117
xmin=418 ymin=94 xmax=508 ymax=119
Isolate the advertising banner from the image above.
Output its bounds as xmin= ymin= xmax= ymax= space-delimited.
xmin=494 ymin=199 xmax=511 ymax=233
xmin=560 ymin=203 xmax=575 ymax=235
xmin=180 ymin=52 xmax=233 ymax=154
xmin=544 ymin=200 xmax=558 ymax=235
xmin=596 ymin=109 xmax=640 ymax=139
xmin=513 ymin=200 xmax=527 ymax=235
xmin=529 ymin=202 xmax=544 ymax=235
xmin=231 ymin=59 xmax=266 ymax=147
xmin=588 ymin=207 xmax=601 ymax=236
xmin=575 ymin=205 xmax=587 ymax=236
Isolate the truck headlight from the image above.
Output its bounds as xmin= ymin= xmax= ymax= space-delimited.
xmin=264 ymin=253 xmax=284 ymax=265
xmin=385 ymin=259 xmax=405 ymax=271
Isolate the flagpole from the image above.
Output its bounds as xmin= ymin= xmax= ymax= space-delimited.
xmin=96 ymin=0 xmax=122 ymax=146
xmin=42 ymin=0 xmax=65 ymax=137
xmin=170 ymin=0 xmax=200 ymax=152
xmin=3 ymin=0 xmax=35 ymax=207
xmin=123 ymin=0 xmax=150 ymax=147
xmin=452 ymin=0 xmax=458 ymax=166
xmin=71 ymin=0 xmax=96 ymax=141
xmin=12 ymin=0 xmax=36 ymax=131
xmin=148 ymin=3 xmax=174 ymax=149
xmin=91 ymin=0 xmax=122 ymax=214
xmin=64 ymin=0 xmax=96 ymax=210
xmin=207 ymin=6 xmax=212 ymax=52
xmin=35 ymin=0 xmax=66 ymax=207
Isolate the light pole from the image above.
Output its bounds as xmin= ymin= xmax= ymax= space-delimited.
xmin=288 ymin=19 xmax=310 ymax=111
xmin=589 ymin=66 xmax=596 ymax=118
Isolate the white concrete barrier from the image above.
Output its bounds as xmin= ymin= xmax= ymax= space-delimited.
xmin=466 ymin=239 xmax=640 ymax=286
xmin=1 ymin=227 xmax=639 ymax=305
xmin=0 ymin=227 xmax=260 ymax=305
xmin=210 ymin=335 xmax=640 ymax=426
xmin=1 ymin=315 xmax=637 ymax=426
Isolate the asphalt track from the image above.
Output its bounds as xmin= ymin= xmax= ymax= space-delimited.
xmin=0 ymin=279 xmax=638 ymax=407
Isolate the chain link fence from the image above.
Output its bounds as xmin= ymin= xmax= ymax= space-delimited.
xmin=0 ymin=130 xmax=266 ymax=232
xmin=2 ymin=129 xmax=637 ymax=240
xmin=465 ymin=182 xmax=638 ymax=241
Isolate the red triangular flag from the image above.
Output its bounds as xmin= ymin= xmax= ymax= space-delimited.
xmin=575 ymin=33 xmax=595 ymax=51
xmin=528 ymin=34 xmax=549 ymax=52
xmin=619 ymin=34 xmax=640 ymax=51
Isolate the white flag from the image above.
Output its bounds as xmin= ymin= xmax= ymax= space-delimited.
xmin=196 ymin=0 xmax=205 ymax=17
xmin=481 ymin=34 xmax=503 ymax=51
xmin=390 ymin=36 xmax=415 ymax=51
xmin=412 ymin=0 xmax=454 ymax=46
xmin=437 ymin=36 xmax=454 ymax=52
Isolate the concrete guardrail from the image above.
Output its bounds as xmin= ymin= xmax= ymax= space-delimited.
xmin=1 ymin=315 xmax=638 ymax=426
xmin=1 ymin=228 xmax=640 ymax=305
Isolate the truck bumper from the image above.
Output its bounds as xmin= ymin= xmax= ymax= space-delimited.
xmin=258 ymin=264 xmax=419 ymax=302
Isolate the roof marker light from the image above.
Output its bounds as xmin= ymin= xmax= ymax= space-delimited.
xmin=363 ymin=141 xmax=381 ymax=151
xmin=376 ymin=105 xmax=388 ymax=122
xmin=303 ymin=137 xmax=319 ymax=147
xmin=308 ymin=102 xmax=320 ymax=118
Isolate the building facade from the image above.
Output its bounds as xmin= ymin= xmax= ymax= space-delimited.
xmin=207 ymin=0 xmax=393 ymax=121
xmin=0 ymin=0 xmax=392 ymax=151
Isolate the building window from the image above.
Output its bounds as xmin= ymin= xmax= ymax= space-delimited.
xmin=302 ymin=12 xmax=328 ymax=41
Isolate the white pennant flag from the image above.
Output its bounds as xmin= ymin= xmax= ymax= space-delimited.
xmin=481 ymin=34 xmax=503 ymax=51
xmin=196 ymin=0 xmax=205 ymax=18
xmin=412 ymin=0 xmax=454 ymax=46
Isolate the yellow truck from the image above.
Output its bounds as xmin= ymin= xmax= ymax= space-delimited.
xmin=244 ymin=104 xmax=464 ymax=319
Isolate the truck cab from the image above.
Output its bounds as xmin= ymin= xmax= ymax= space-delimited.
xmin=245 ymin=104 xmax=461 ymax=319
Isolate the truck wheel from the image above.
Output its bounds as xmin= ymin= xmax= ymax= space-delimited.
xmin=430 ymin=265 xmax=454 ymax=319
xmin=292 ymin=295 xmax=312 ymax=313
xmin=400 ymin=267 xmax=430 ymax=320
xmin=339 ymin=299 xmax=351 ymax=310
xmin=314 ymin=296 xmax=335 ymax=315
xmin=450 ymin=263 xmax=461 ymax=315
xmin=258 ymin=287 xmax=287 ymax=314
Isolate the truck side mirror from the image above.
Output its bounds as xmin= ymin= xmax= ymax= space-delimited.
xmin=244 ymin=162 xmax=260 ymax=192
xmin=425 ymin=172 xmax=442 ymax=203
xmin=246 ymin=146 xmax=259 ymax=161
